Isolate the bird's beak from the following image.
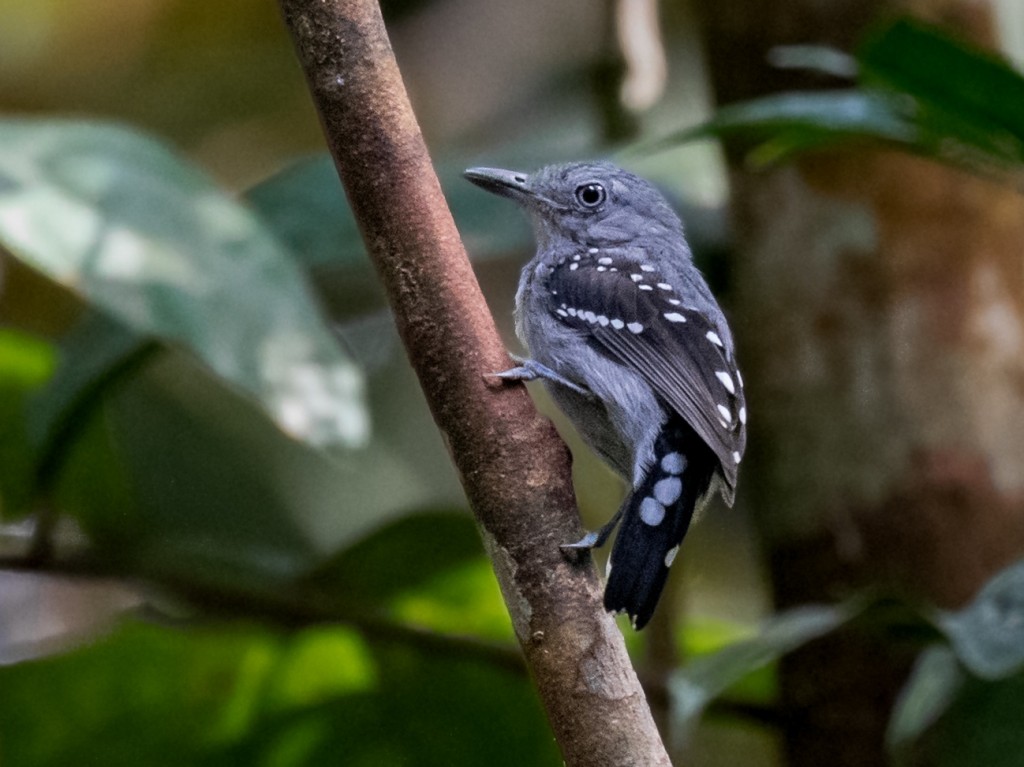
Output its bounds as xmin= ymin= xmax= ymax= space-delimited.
xmin=463 ymin=167 xmax=531 ymax=200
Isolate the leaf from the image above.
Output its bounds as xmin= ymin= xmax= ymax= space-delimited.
xmin=886 ymin=645 xmax=965 ymax=764
xmin=0 ymin=328 xmax=56 ymax=517
xmin=0 ymin=119 xmax=367 ymax=449
xmin=27 ymin=310 xmax=158 ymax=480
xmin=655 ymin=90 xmax=922 ymax=158
xmin=669 ymin=602 xmax=858 ymax=741
xmin=858 ymin=17 xmax=1024 ymax=144
xmin=0 ymin=619 xmax=558 ymax=767
xmin=245 ymin=154 xmax=533 ymax=269
xmin=921 ymin=667 xmax=1024 ymax=767
xmin=937 ymin=557 xmax=1024 ymax=680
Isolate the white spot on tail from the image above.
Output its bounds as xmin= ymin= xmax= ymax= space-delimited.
xmin=664 ymin=545 xmax=680 ymax=568
xmin=640 ymin=497 xmax=666 ymax=526
xmin=596 ymin=315 xmax=609 ymax=327
xmin=661 ymin=452 xmax=686 ymax=475
xmin=717 ymin=404 xmax=732 ymax=422
xmin=626 ymin=322 xmax=644 ymax=334
xmin=653 ymin=477 xmax=682 ymax=506
xmin=739 ymin=405 xmax=747 ymax=425
xmin=715 ymin=371 xmax=736 ymax=394
xmin=733 ymin=451 xmax=742 ymax=464
xmin=610 ymin=318 xmax=625 ymax=330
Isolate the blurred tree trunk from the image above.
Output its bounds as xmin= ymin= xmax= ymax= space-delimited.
xmin=691 ymin=0 xmax=1024 ymax=765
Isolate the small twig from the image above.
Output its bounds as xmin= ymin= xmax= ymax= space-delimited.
xmin=0 ymin=553 xmax=524 ymax=673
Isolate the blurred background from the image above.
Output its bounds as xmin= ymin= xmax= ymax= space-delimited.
xmin=1 ymin=0 xmax=1023 ymax=765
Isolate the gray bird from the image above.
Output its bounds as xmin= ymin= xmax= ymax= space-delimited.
xmin=465 ymin=161 xmax=746 ymax=629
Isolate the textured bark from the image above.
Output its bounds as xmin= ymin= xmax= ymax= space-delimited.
xmin=694 ymin=1 xmax=1024 ymax=765
xmin=276 ymin=1 xmax=671 ymax=764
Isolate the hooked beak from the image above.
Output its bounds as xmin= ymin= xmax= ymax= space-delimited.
xmin=463 ymin=167 xmax=532 ymax=200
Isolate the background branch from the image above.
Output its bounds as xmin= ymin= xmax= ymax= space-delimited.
xmin=275 ymin=0 xmax=671 ymax=764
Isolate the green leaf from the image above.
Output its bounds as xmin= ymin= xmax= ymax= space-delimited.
xmin=937 ymin=557 xmax=1024 ymax=680
xmin=887 ymin=645 xmax=965 ymax=764
xmin=921 ymin=667 xmax=1024 ymax=767
xmin=656 ymin=90 xmax=921 ymax=158
xmin=858 ymin=17 xmax=1024 ymax=144
xmin=670 ymin=602 xmax=857 ymax=741
xmin=0 ymin=119 xmax=367 ymax=449
xmin=245 ymin=154 xmax=533 ymax=269
xmin=27 ymin=311 xmax=158 ymax=480
xmin=0 ymin=619 xmax=557 ymax=767
xmin=0 ymin=328 xmax=56 ymax=517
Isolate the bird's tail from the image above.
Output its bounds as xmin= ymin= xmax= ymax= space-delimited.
xmin=603 ymin=417 xmax=716 ymax=630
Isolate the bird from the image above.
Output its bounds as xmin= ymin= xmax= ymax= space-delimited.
xmin=465 ymin=161 xmax=746 ymax=629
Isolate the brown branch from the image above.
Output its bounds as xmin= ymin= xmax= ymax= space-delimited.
xmin=276 ymin=1 xmax=671 ymax=764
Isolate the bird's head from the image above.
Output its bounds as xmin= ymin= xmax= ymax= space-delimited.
xmin=464 ymin=161 xmax=684 ymax=251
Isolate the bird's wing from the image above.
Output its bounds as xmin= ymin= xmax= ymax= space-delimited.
xmin=544 ymin=249 xmax=746 ymax=498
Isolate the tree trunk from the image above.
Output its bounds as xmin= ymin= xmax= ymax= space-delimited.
xmin=692 ymin=1 xmax=1024 ymax=764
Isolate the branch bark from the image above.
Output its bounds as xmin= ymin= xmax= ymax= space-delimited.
xmin=276 ymin=1 xmax=671 ymax=764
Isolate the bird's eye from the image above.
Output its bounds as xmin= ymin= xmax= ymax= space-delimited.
xmin=574 ymin=182 xmax=606 ymax=208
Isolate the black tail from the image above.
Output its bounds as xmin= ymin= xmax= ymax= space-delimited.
xmin=603 ymin=417 xmax=716 ymax=630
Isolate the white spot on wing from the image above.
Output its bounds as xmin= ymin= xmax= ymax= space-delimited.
xmin=598 ymin=257 xmax=613 ymax=265
xmin=640 ymin=497 xmax=665 ymax=526
xmin=638 ymin=284 xmax=654 ymax=291
xmin=715 ymin=371 xmax=736 ymax=394
xmin=630 ymin=273 xmax=644 ymax=283
xmin=588 ymin=247 xmax=599 ymax=254
xmin=667 ymin=298 xmax=681 ymax=305
xmin=706 ymin=331 xmax=723 ymax=347
xmin=556 ymin=309 xmax=568 ymax=317
xmin=626 ymin=322 xmax=644 ymax=334
xmin=664 ymin=312 xmax=686 ymax=323
xmin=610 ymin=318 xmax=625 ymax=330
xmin=596 ymin=315 xmax=609 ymax=327
xmin=570 ymin=262 xmax=579 ymax=271
xmin=640 ymin=264 xmax=656 ymax=272
xmin=656 ymin=283 xmax=673 ymax=291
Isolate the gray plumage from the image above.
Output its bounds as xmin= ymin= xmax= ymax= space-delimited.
xmin=465 ymin=161 xmax=746 ymax=629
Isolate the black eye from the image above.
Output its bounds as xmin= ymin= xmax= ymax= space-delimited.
xmin=574 ymin=182 xmax=606 ymax=208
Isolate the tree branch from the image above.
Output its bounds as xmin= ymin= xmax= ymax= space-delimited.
xmin=275 ymin=1 xmax=670 ymax=764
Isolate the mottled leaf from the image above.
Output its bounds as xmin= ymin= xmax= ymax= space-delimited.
xmin=0 ymin=120 xmax=367 ymax=449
